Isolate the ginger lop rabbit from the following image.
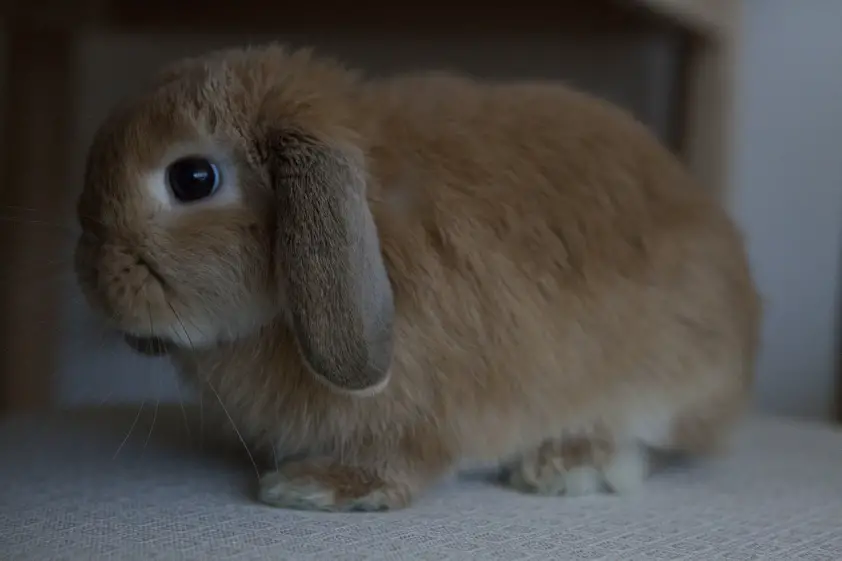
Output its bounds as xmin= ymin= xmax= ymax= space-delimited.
xmin=74 ymin=44 xmax=761 ymax=511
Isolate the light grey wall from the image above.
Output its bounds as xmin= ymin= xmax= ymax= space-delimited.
xmin=729 ymin=0 xmax=842 ymax=419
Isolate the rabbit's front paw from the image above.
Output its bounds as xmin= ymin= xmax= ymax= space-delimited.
xmin=258 ymin=458 xmax=416 ymax=512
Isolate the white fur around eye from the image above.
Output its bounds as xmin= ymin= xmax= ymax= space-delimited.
xmin=141 ymin=151 xmax=242 ymax=214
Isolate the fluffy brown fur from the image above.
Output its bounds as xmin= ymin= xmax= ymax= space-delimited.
xmin=75 ymin=44 xmax=761 ymax=511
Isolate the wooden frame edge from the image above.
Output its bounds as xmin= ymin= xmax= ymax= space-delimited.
xmin=0 ymin=27 xmax=74 ymax=414
xmin=673 ymin=0 xmax=737 ymax=200
xmin=637 ymin=0 xmax=732 ymax=36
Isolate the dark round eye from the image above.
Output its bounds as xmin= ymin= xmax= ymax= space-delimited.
xmin=166 ymin=156 xmax=221 ymax=202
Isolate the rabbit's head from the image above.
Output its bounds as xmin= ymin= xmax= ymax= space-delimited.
xmin=74 ymin=45 xmax=394 ymax=394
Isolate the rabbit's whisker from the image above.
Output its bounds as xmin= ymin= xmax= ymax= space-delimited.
xmin=174 ymin=381 xmax=194 ymax=443
xmin=113 ymin=402 xmax=145 ymax=460
xmin=271 ymin=442 xmax=279 ymax=471
xmin=0 ymin=204 xmax=48 ymax=213
xmin=144 ymin=398 xmax=160 ymax=451
xmin=205 ymin=379 xmax=260 ymax=479
xmin=0 ymin=215 xmax=78 ymax=233
xmin=0 ymin=204 xmax=107 ymax=228
xmin=168 ymin=301 xmax=260 ymax=479
xmin=143 ymin=303 xmax=160 ymax=451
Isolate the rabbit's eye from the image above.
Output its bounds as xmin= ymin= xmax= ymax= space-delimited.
xmin=166 ymin=156 xmax=221 ymax=202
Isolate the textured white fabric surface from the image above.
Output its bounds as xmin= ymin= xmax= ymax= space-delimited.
xmin=1 ymin=409 xmax=841 ymax=561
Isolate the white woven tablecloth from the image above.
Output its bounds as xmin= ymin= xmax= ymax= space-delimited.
xmin=1 ymin=408 xmax=841 ymax=560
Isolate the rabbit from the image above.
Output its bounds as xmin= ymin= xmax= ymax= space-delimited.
xmin=74 ymin=44 xmax=761 ymax=512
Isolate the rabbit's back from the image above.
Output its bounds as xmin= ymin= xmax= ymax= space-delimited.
xmin=363 ymin=75 xmax=730 ymax=286
xmin=355 ymin=74 xmax=759 ymax=459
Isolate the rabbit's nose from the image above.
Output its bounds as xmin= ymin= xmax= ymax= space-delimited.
xmin=95 ymin=243 xmax=168 ymax=328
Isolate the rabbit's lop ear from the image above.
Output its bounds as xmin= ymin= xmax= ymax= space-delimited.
xmin=268 ymin=133 xmax=394 ymax=394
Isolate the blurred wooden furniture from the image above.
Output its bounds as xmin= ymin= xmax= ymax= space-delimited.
xmin=0 ymin=0 xmax=739 ymax=413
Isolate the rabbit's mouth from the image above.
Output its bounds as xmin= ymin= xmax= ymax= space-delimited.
xmin=123 ymin=334 xmax=170 ymax=357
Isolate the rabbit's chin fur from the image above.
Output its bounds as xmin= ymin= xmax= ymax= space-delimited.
xmin=76 ymin=44 xmax=760 ymax=512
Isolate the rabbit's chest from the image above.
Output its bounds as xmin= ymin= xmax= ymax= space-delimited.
xmin=170 ymin=341 xmax=361 ymax=454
